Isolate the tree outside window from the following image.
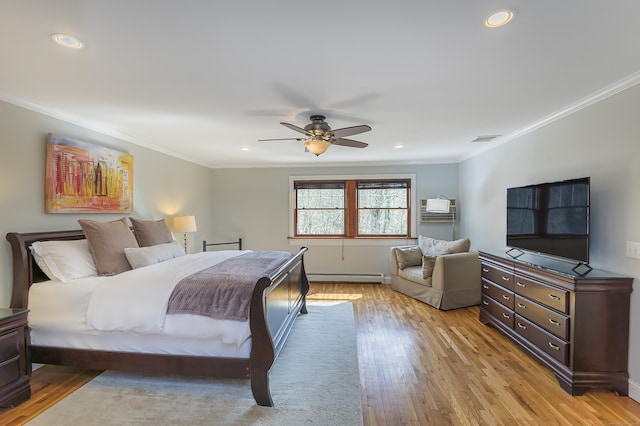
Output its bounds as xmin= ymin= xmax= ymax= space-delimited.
xmin=294 ymin=179 xmax=410 ymax=237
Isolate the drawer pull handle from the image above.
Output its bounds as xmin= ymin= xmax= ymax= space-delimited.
xmin=482 ymin=284 xmax=489 ymax=289
xmin=502 ymin=313 xmax=510 ymax=319
xmin=517 ymin=303 xmax=526 ymax=309
xmin=516 ymin=282 xmax=526 ymax=287
xmin=482 ymin=268 xmax=489 ymax=273
xmin=549 ymin=319 xmax=561 ymax=326
xmin=517 ymin=323 xmax=527 ymax=329
xmin=482 ymin=300 xmax=489 ymax=306
xmin=548 ymin=342 xmax=560 ymax=351
xmin=502 ymin=295 xmax=510 ymax=300
xmin=501 ymin=276 xmax=511 ymax=282
xmin=548 ymin=294 xmax=561 ymax=300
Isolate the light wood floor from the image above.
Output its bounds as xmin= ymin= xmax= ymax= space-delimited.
xmin=2 ymin=283 xmax=640 ymax=425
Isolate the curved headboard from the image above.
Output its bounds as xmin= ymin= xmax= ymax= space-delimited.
xmin=6 ymin=229 xmax=86 ymax=309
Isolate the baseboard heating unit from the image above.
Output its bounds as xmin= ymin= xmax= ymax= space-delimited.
xmin=307 ymin=273 xmax=384 ymax=283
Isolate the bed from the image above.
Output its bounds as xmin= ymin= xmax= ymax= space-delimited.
xmin=6 ymin=225 xmax=309 ymax=407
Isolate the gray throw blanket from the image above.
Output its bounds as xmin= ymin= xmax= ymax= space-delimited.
xmin=166 ymin=251 xmax=293 ymax=321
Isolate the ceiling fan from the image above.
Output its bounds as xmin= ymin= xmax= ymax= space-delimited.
xmin=258 ymin=115 xmax=371 ymax=156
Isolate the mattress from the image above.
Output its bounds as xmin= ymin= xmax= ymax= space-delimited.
xmin=27 ymin=251 xmax=254 ymax=357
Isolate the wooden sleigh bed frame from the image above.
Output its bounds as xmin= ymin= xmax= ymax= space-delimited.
xmin=6 ymin=229 xmax=309 ymax=407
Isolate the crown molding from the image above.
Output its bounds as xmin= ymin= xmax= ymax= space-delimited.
xmin=0 ymin=92 xmax=211 ymax=168
xmin=463 ymin=70 xmax=640 ymax=161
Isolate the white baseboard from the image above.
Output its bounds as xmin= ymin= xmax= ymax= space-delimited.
xmin=308 ymin=273 xmax=384 ymax=283
xmin=629 ymin=378 xmax=640 ymax=403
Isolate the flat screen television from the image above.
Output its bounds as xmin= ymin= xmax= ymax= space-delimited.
xmin=506 ymin=177 xmax=590 ymax=263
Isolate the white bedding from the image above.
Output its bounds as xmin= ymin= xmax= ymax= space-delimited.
xmin=28 ymin=250 xmax=253 ymax=351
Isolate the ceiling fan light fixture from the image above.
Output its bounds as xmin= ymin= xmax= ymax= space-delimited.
xmin=484 ymin=9 xmax=515 ymax=28
xmin=262 ymin=115 xmax=371 ymax=155
xmin=304 ymin=139 xmax=331 ymax=156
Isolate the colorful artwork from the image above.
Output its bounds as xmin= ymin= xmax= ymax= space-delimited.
xmin=45 ymin=134 xmax=134 ymax=213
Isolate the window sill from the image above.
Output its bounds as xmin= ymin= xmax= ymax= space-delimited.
xmin=288 ymin=237 xmax=417 ymax=247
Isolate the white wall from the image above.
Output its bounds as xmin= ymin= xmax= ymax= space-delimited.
xmin=459 ymin=83 xmax=640 ymax=400
xmin=0 ymin=101 xmax=213 ymax=306
xmin=209 ymin=164 xmax=459 ymax=280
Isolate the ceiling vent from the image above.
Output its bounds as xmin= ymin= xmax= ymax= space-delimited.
xmin=471 ymin=135 xmax=501 ymax=143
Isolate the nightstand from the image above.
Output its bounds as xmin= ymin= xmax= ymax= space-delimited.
xmin=0 ymin=308 xmax=30 ymax=407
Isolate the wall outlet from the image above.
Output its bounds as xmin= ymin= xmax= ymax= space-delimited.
xmin=626 ymin=241 xmax=640 ymax=259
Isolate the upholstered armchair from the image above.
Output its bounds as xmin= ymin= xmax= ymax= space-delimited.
xmin=390 ymin=237 xmax=481 ymax=310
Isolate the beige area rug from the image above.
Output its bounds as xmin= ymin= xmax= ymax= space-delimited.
xmin=27 ymin=302 xmax=362 ymax=426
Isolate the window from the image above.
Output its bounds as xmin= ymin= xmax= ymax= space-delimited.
xmin=294 ymin=181 xmax=345 ymax=235
xmin=293 ymin=178 xmax=411 ymax=238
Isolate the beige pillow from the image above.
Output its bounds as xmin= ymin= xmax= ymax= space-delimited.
xmin=129 ymin=217 xmax=174 ymax=247
xmin=446 ymin=238 xmax=471 ymax=254
xmin=422 ymin=255 xmax=437 ymax=278
xmin=79 ymin=218 xmax=139 ymax=276
xmin=418 ymin=235 xmax=470 ymax=256
xmin=395 ymin=246 xmax=422 ymax=269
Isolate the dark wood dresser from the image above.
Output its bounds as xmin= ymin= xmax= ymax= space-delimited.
xmin=0 ymin=308 xmax=30 ymax=407
xmin=479 ymin=249 xmax=633 ymax=396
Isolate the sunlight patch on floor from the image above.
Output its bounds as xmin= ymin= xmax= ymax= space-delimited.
xmin=307 ymin=292 xmax=363 ymax=301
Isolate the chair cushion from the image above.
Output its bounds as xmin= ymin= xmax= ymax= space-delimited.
xmin=395 ymin=246 xmax=423 ymax=269
xmin=399 ymin=265 xmax=432 ymax=287
xmin=418 ymin=236 xmax=470 ymax=256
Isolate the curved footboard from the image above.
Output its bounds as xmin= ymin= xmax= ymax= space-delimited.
xmin=249 ymin=246 xmax=309 ymax=406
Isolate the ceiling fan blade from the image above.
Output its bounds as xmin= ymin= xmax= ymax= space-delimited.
xmin=333 ymin=138 xmax=368 ymax=148
xmin=331 ymin=125 xmax=372 ymax=139
xmin=258 ymin=137 xmax=303 ymax=141
xmin=280 ymin=122 xmax=311 ymax=136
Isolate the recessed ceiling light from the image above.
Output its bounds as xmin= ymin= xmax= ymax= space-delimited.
xmin=484 ymin=9 xmax=515 ymax=28
xmin=51 ymin=33 xmax=83 ymax=49
xmin=394 ymin=144 xmax=404 ymax=149
xmin=240 ymin=146 xmax=249 ymax=151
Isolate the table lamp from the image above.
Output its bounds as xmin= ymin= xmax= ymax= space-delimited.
xmin=173 ymin=215 xmax=197 ymax=253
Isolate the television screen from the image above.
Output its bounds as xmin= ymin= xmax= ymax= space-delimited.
xmin=506 ymin=177 xmax=590 ymax=263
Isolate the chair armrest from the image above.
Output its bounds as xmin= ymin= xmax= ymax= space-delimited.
xmin=431 ymin=252 xmax=481 ymax=291
xmin=390 ymin=247 xmax=400 ymax=275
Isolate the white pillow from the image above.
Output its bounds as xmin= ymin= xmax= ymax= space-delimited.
xmin=30 ymin=239 xmax=98 ymax=283
xmin=124 ymin=241 xmax=186 ymax=269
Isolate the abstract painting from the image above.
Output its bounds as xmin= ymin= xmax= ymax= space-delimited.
xmin=45 ymin=134 xmax=134 ymax=213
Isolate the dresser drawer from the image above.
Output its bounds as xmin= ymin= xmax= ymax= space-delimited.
xmin=0 ymin=330 xmax=19 ymax=362
xmin=514 ymin=295 xmax=569 ymax=340
xmin=481 ymin=295 xmax=514 ymax=329
xmin=481 ymin=263 xmax=514 ymax=291
xmin=482 ymin=279 xmax=515 ymax=310
xmin=514 ymin=274 xmax=568 ymax=313
xmin=0 ymin=356 xmax=21 ymax=389
xmin=515 ymin=315 xmax=568 ymax=365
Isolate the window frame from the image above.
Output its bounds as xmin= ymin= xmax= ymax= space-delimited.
xmin=289 ymin=174 xmax=417 ymax=239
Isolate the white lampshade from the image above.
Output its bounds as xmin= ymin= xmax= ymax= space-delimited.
xmin=173 ymin=215 xmax=197 ymax=233
xmin=425 ymin=198 xmax=450 ymax=213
